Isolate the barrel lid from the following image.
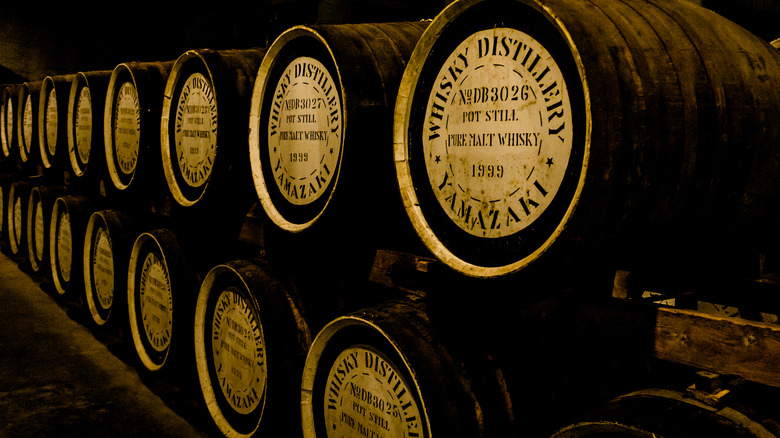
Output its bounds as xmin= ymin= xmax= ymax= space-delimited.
xmin=394 ymin=0 xmax=590 ymax=278
xmin=249 ymin=26 xmax=346 ymax=232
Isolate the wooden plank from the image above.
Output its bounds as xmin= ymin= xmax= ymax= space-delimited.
xmin=655 ymin=307 xmax=780 ymax=388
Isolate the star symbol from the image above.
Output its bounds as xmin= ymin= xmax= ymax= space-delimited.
xmin=546 ymin=157 xmax=554 ymax=167
xmin=435 ymin=155 xmax=441 ymax=163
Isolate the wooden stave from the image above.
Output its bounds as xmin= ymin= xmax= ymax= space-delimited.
xmin=38 ymin=74 xmax=76 ymax=175
xmin=17 ymin=80 xmax=43 ymax=169
xmin=1 ymin=84 xmax=21 ymax=163
xmin=550 ymin=388 xmax=778 ymax=438
xmin=126 ymin=227 xmax=199 ymax=380
xmin=301 ymin=298 xmax=512 ymax=438
xmin=194 ymin=258 xmax=312 ymax=437
xmin=82 ymin=208 xmax=136 ymax=330
xmin=7 ymin=180 xmax=31 ymax=257
xmin=249 ymin=22 xmax=429 ymax=235
xmin=66 ymin=70 xmax=112 ymax=193
xmin=393 ymin=0 xmax=780 ymax=280
xmin=48 ymin=194 xmax=98 ymax=302
xmin=160 ymin=48 xmax=266 ymax=209
xmin=26 ymin=184 xmax=67 ymax=273
xmin=103 ymin=60 xmax=174 ymax=198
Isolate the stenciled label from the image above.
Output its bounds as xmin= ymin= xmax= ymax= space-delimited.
xmin=423 ymin=28 xmax=573 ymax=238
xmin=34 ymin=200 xmax=44 ymax=261
xmin=211 ymin=288 xmax=266 ymax=415
xmin=57 ymin=212 xmax=72 ymax=282
xmin=23 ymin=95 xmax=33 ymax=155
xmin=93 ymin=227 xmax=114 ymax=311
xmin=75 ymin=87 xmax=92 ymax=165
xmin=324 ymin=346 xmax=424 ymax=438
xmin=139 ymin=251 xmax=173 ymax=353
xmin=46 ymin=88 xmax=58 ymax=156
xmin=114 ymin=82 xmax=141 ymax=175
xmin=268 ymin=57 xmax=342 ymax=205
xmin=174 ymin=72 xmax=217 ymax=188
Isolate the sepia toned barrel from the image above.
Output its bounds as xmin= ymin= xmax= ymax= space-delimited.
xmin=160 ymin=48 xmax=265 ymax=209
xmin=49 ymin=194 xmax=98 ymax=302
xmin=394 ymin=0 xmax=780 ymax=278
xmin=7 ymin=180 xmax=32 ymax=256
xmin=248 ymin=22 xmax=427 ymax=234
xmin=26 ymin=185 xmax=67 ymax=273
xmin=82 ymin=209 xmax=136 ymax=329
xmin=67 ymin=71 xmax=112 ymax=188
xmin=104 ymin=60 xmax=173 ymax=198
xmin=1 ymin=84 xmax=20 ymax=164
xmin=127 ymin=228 xmax=198 ymax=375
xmin=194 ymin=259 xmax=311 ymax=437
xmin=301 ymin=299 xmax=510 ymax=438
xmin=550 ymin=388 xmax=777 ymax=438
xmin=38 ymin=74 xmax=76 ymax=174
xmin=0 ymin=175 xmax=19 ymax=245
xmin=17 ymin=81 xmax=42 ymax=168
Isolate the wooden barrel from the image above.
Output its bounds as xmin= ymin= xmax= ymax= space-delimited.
xmin=248 ymin=22 xmax=427 ymax=235
xmin=7 ymin=180 xmax=32 ymax=256
xmin=67 ymin=71 xmax=112 ymax=190
xmin=127 ymin=228 xmax=199 ymax=376
xmin=103 ymin=60 xmax=173 ymax=200
xmin=18 ymin=81 xmax=42 ymax=169
xmin=160 ymin=48 xmax=265 ymax=209
xmin=550 ymin=388 xmax=777 ymax=437
xmin=1 ymin=84 xmax=20 ymax=164
xmin=393 ymin=0 xmax=780 ymax=279
xmin=194 ymin=258 xmax=311 ymax=437
xmin=82 ymin=209 xmax=137 ymax=330
xmin=301 ymin=298 xmax=511 ymax=437
xmin=38 ymin=74 xmax=76 ymax=175
xmin=26 ymin=184 xmax=67 ymax=273
xmin=49 ymin=194 xmax=98 ymax=302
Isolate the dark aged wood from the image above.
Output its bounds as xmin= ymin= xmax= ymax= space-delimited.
xmin=103 ymin=61 xmax=173 ymax=203
xmin=26 ymin=184 xmax=66 ymax=273
xmin=66 ymin=70 xmax=112 ymax=195
xmin=38 ymin=74 xmax=76 ymax=179
xmin=395 ymin=0 xmax=780 ymax=279
xmin=194 ymin=258 xmax=311 ymax=437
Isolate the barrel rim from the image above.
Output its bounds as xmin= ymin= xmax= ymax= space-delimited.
xmin=127 ymin=230 xmax=175 ymax=372
xmin=248 ymin=25 xmax=348 ymax=233
xmin=17 ymin=82 xmax=37 ymax=164
xmin=0 ymin=86 xmax=10 ymax=158
xmin=195 ymin=262 xmax=269 ymax=438
xmin=8 ymin=181 xmax=26 ymax=255
xmin=38 ymin=76 xmax=56 ymax=169
xmin=104 ymin=63 xmax=137 ymax=191
xmin=83 ymin=210 xmax=111 ymax=326
xmin=160 ymin=50 xmax=218 ymax=207
xmin=300 ymin=314 xmax=432 ymax=438
xmin=392 ymin=0 xmax=592 ymax=278
xmin=26 ymin=186 xmax=45 ymax=271
xmin=49 ymin=196 xmax=72 ymax=296
xmin=67 ymin=72 xmax=91 ymax=177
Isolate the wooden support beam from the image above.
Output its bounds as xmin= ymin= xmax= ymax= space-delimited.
xmin=655 ymin=307 xmax=780 ymax=388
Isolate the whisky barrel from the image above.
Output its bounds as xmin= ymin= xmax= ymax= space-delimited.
xmin=7 ymin=180 xmax=32 ymax=256
xmin=18 ymin=81 xmax=42 ymax=168
xmin=194 ymin=259 xmax=311 ymax=437
xmin=127 ymin=228 xmax=198 ymax=375
xmin=301 ymin=299 xmax=510 ymax=438
xmin=550 ymin=388 xmax=777 ymax=438
xmin=38 ymin=75 xmax=76 ymax=174
xmin=160 ymin=48 xmax=265 ymax=209
xmin=26 ymin=185 xmax=67 ymax=273
xmin=67 ymin=71 xmax=112 ymax=189
xmin=82 ymin=209 xmax=137 ymax=329
xmin=394 ymin=0 xmax=780 ymax=278
xmin=49 ymin=195 xmax=98 ymax=302
xmin=1 ymin=84 xmax=20 ymax=163
xmin=104 ymin=60 xmax=173 ymax=199
xmin=248 ymin=22 xmax=427 ymax=234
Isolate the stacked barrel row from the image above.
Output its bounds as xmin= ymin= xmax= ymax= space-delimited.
xmin=3 ymin=0 xmax=780 ymax=437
